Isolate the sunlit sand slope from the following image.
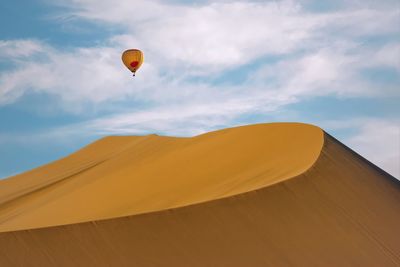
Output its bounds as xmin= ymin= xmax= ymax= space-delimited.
xmin=0 ymin=123 xmax=399 ymax=266
xmin=0 ymin=123 xmax=323 ymax=232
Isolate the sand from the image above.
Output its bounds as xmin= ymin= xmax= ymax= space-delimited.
xmin=0 ymin=123 xmax=323 ymax=231
xmin=0 ymin=123 xmax=399 ymax=266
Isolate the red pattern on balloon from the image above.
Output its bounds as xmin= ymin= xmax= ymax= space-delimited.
xmin=130 ymin=61 xmax=139 ymax=68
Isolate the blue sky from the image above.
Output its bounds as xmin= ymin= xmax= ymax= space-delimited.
xmin=0 ymin=0 xmax=399 ymax=178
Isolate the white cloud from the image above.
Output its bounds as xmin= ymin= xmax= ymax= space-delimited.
xmin=370 ymin=43 xmax=400 ymax=70
xmin=0 ymin=42 xmax=161 ymax=108
xmin=251 ymin=40 xmax=400 ymax=99
xmin=314 ymin=118 xmax=399 ymax=178
xmin=321 ymin=8 xmax=400 ymax=37
xmin=345 ymin=119 xmax=400 ymax=178
xmin=1 ymin=0 xmax=397 ymax=109
xmin=83 ymin=92 xmax=292 ymax=136
xmin=0 ymin=40 xmax=47 ymax=59
xmin=57 ymin=0 xmax=399 ymax=71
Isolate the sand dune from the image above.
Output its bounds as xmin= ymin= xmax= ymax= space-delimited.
xmin=0 ymin=123 xmax=323 ymax=232
xmin=0 ymin=122 xmax=399 ymax=266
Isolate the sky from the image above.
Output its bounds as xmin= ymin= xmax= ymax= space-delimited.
xmin=0 ymin=0 xmax=399 ymax=178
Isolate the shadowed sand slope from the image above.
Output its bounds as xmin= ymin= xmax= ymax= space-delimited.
xmin=1 ymin=123 xmax=399 ymax=266
xmin=0 ymin=123 xmax=323 ymax=232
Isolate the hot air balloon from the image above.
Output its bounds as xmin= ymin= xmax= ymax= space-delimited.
xmin=122 ymin=49 xmax=144 ymax=76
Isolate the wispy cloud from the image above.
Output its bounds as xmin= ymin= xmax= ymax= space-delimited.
xmin=0 ymin=40 xmax=48 ymax=59
xmin=1 ymin=0 xmax=398 ymax=109
xmin=345 ymin=119 xmax=400 ymax=178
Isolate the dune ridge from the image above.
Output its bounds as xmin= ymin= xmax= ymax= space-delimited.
xmin=0 ymin=123 xmax=323 ymax=232
xmin=0 ymin=123 xmax=399 ymax=266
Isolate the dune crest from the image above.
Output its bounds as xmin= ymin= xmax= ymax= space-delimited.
xmin=0 ymin=123 xmax=323 ymax=232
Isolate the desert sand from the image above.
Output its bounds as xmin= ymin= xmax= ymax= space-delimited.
xmin=0 ymin=122 xmax=399 ymax=266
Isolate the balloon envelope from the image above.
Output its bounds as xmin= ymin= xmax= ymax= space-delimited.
xmin=122 ymin=49 xmax=144 ymax=73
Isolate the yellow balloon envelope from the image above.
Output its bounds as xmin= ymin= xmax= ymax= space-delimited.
xmin=122 ymin=49 xmax=144 ymax=76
